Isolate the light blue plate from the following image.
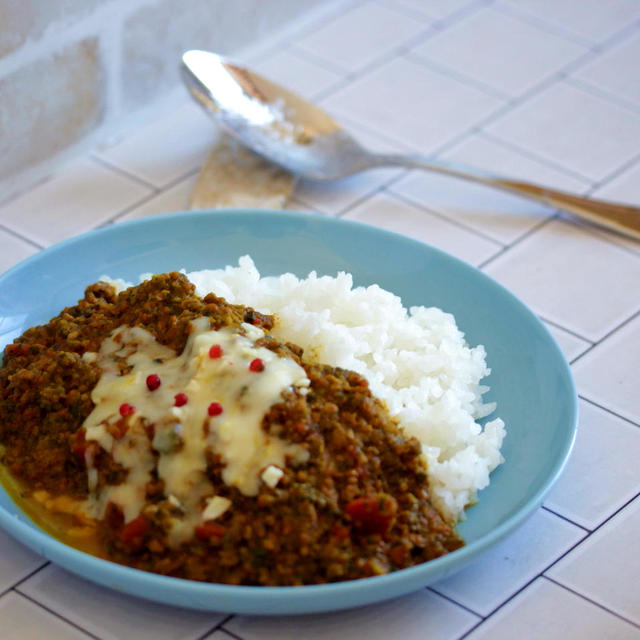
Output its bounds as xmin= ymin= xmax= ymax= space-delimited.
xmin=0 ymin=210 xmax=577 ymax=614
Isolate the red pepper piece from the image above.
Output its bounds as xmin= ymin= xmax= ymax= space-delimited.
xmin=346 ymin=494 xmax=398 ymax=536
xmin=121 ymin=514 xmax=149 ymax=544
xmin=71 ymin=429 xmax=87 ymax=462
xmin=195 ymin=522 xmax=225 ymax=540
xmin=331 ymin=524 xmax=350 ymax=540
xmin=4 ymin=344 xmax=29 ymax=357
xmin=389 ymin=544 xmax=409 ymax=566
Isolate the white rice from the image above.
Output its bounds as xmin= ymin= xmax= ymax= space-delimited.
xmin=108 ymin=256 xmax=506 ymax=523
xmin=187 ymin=256 xmax=505 ymax=523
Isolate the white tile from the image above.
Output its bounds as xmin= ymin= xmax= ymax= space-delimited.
xmin=117 ymin=173 xmax=196 ymax=222
xmin=343 ymin=191 xmax=502 ymax=265
xmin=545 ymin=400 xmax=640 ymax=529
xmin=389 ymin=134 xmax=590 ymax=245
xmin=287 ymin=195 xmax=322 ymax=213
xmin=467 ymin=578 xmax=640 ymax=639
xmin=502 ymin=0 xmax=640 ymax=44
xmin=588 ymin=160 xmax=640 ymax=256
xmin=17 ymin=565 xmax=223 ymax=640
xmin=572 ymin=314 xmax=640 ymax=424
xmin=95 ymin=101 xmax=217 ymax=188
xmin=0 ymin=530 xmax=46 ymax=592
xmin=547 ymin=497 xmax=640 ymax=625
xmin=253 ymin=48 xmax=344 ymax=101
xmin=486 ymin=82 xmax=640 ymax=182
xmin=295 ymin=171 xmax=394 ymax=215
xmin=380 ymin=0 xmax=478 ymax=21
xmin=411 ymin=7 xmax=587 ymax=97
xmin=593 ymin=159 xmax=640 ymax=207
xmin=541 ymin=322 xmax=591 ymax=362
xmin=0 ymin=592 xmax=90 ymax=640
xmin=432 ymin=509 xmax=585 ymax=616
xmin=224 ymin=589 xmax=479 ymax=640
xmin=482 ymin=218 xmax=640 ymax=341
xmin=0 ymin=158 xmax=152 ymax=247
xmin=0 ymin=230 xmax=39 ymax=275
xmin=321 ymin=56 xmax=503 ymax=154
xmin=449 ymin=135 xmax=593 ymax=193
xmin=376 ymin=0 xmax=435 ymax=22
xmin=294 ymin=2 xmax=429 ymax=73
xmin=573 ymin=32 xmax=640 ymax=108
xmin=419 ymin=0 xmax=480 ymax=20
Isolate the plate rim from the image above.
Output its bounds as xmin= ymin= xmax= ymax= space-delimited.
xmin=0 ymin=208 xmax=578 ymax=614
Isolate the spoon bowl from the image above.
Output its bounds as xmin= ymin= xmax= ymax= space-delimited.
xmin=181 ymin=50 xmax=374 ymax=180
xmin=181 ymin=49 xmax=640 ymax=241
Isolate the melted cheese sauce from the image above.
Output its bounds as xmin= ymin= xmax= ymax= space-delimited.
xmin=82 ymin=318 xmax=309 ymax=544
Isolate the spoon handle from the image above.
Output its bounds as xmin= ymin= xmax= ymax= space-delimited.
xmin=376 ymin=153 xmax=640 ymax=241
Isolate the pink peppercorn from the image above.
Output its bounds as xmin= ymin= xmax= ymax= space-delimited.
xmin=208 ymin=402 xmax=223 ymax=417
xmin=174 ymin=393 xmax=188 ymax=407
xmin=119 ymin=403 xmax=135 ymax=417
xmin=249 ymin=358 xmax=264 ymax=372
xmin=146 ymin=374 xmax=161 ymax=391
xmin=209 ymin=344 xmax=223 ymax=358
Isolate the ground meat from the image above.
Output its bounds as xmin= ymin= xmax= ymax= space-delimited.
xmin=0 ymin=272 xmax=463 ymax=585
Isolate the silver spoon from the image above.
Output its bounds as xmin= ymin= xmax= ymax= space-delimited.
xmin=181 ymin=49 xmax=640 ymax=241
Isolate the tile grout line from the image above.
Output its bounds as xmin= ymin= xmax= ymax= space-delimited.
xmin=564 ymin=76 xmax=640 ymax=117
xmin=536 ymin=314 xmax=594 ymax=344
xmin=476 ymin=214 xmax=559 ymax=270
xmin=540 ymin=506 xmax=591 ymax=533
xmin=431 ymin=0 xmax=494 ymax=32
xmin=424 ymin=42 xmax=632 ymax=176
xmin=101 ymin=190 xmax=165 ymax=226
xmin=217 ymin=625 xmax=244 ymax=640
xmin=593 ymin=16 xmax=640 ymax=52
xmin=455 ymin=616 xmax=486 ymax=640
xmin=265 ymin=0 xmax=372 ymax=56
xmin=570 ymin=308 xmax=640 ymax=367
xmin=475 ymin=131 xmax=595 ymax=186
xmin=543 ymin=493 xmax=640 ymax=578
xmin=371 ymin=0 xmax=436 ymax=23
xmin=384 ymin=188 xmax=506 ymax=247
xmin=288 ymin=43 xmax=354 ymax=78
xmin=8 ymin=560 xmax=50 ymax=586
xmin=89 ymin=154 xmax=160 ymax=193
xmin=543 ymin=576 xmax=640 ymax=630
xmin=577 ymin=396 xmax=640 ymax=430
xmin=449 ymin=514 xmax=594 ymax=638
xmin=13 ymin=589 xmax=100 ymax=639
xmin=286 ymin=15 xmax=619 ymax=201
xmin=195 ymin=613 xmax=236 ymax=640
xmin=403 ymin=51 xmax=511 ymax=101
xmin=491 ymin=3 xmax=597 ymax=49
xmin=102 ymin=165 xmax=199 ymax=225
xmin=425 ymin=585 xmax=485 ymax=620
xmin=331 ymin=174 xmax=407 ymax=218
xmin=0 ymin=224 xmax=45 ymax=252
xmin=0 ymin=174 xmax=52 ymax=209
xmin=304 ymin=2 xmax=493 ymax=108
xmin=586 ymin=151 xmax=640 ymax=196
xmin=0 ymin=561 xmax=50 ymax=599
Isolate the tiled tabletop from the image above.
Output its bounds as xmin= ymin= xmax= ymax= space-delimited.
xmin=1 ymin=1 xmax=639 ymax=638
